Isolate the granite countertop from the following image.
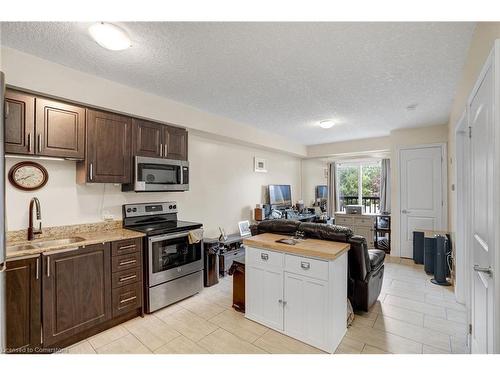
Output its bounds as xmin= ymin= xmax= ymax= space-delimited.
xmin=6 ymin=221 xmax=144 ymax=260
xmin=243 ymin=233 xmax=350 ymax=261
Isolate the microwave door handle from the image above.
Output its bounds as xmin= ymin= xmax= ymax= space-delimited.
xmin=178 ymin=165 xmax=182 ymax=185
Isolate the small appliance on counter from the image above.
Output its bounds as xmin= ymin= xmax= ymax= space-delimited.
xmin=123 ymin=201 xmax=203 ymax=313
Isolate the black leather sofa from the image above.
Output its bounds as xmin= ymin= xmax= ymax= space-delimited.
xmin=251 ymin=219 xmax=385 ymax=311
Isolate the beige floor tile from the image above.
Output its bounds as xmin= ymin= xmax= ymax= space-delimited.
xmin=423 ymin=315 xmax=467 ymax=338
xmin=371 ymin=302 xmax=425 ymax=326
xmin=423 ymin=345 xmax=451 ymax=354
xmin=64 ymin=340 xmax=96 ymax=354
xmin=179 ymin=294 xmax=227 ymax=320
xmin=346 ymin=325 xmax=422 ymax=354
xmin=154 ymin=335 xmax=209 ymax=354
xmin=209 ymin=309 xmax=268 ymax=343
xmin=123 ymin=315 xmax=181 ymax=351
xmin=384 ymin=295 xmax=446 ymax=318
xmin=156 ymin=308 xmax=218 ymax=342
xmin=382 ymin=286 xmax=426 ymax=302
xmin=152 ymin=303 xmax=185 ymax=320
xmin=351 ymin=314 xmax=376 ymax=328
xmin=425 ymin=295 xmax=466 ymax=311
xmin=446 ymin=308 xmax=467 ymax=324
xmin=450 ymin=336 xmax=469 ymax=354
xmin=334 ymin=337 xmax=365 ymax=354
xmin=354 ymin=309 xmax=378 ymax=321
xmin=253 ymin=329 xmax=325 ymax=354
xmin=198 ymin=328 xmax=267 ymax=354
xmin=96 ymin=334 xmax=151 ymax=354
xmin=88 ymin=325 xmax=129 ymax=349
xmin=361 ymin=345 xmax=391 ymax=354
xmin=373 ymin=315 xmax=451 ymax=351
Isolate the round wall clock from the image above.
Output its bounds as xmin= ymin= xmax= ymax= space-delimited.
xmin=8 ymin=161 xmax=49 ymax=191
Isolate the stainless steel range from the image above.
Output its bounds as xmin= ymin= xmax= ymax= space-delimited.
xmin=123 ymin=202 xmax=203 ymax=313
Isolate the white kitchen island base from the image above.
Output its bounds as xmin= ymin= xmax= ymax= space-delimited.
xmin=243 ymin=234 xmax=349 ymax=354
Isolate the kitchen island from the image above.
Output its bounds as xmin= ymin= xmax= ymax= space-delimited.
xmin=243 ymin=233 xmax=350 ymax=353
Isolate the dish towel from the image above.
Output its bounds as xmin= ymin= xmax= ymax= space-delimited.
xmin=188 ymin=228 xmax=204 ymax=244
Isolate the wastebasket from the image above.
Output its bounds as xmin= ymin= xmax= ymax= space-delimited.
xmin=204 ymin=238 xmax=219 ymax=287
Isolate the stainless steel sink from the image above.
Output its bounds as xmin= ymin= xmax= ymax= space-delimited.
xmin=7 ymin=236 xmax=86 ymax=252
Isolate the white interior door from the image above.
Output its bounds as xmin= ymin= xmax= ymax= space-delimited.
xmin=400 ymin=146 xmax=445 ymax=258
xmin=469 ymin=62 xmax=495 ymax=354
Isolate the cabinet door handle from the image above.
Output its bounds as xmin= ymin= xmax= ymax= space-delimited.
xmin=46 ymin=256 xmax=50 ymax=277
xmin=300 ymin=261 xmax=310 ymax=270
xmin=160 ymin=143 xmax=163 ymax=157
xmin=261 ymin=253 xmax=269 ymax=261
xmin=27 ymin=133 xmax=32 ymax=152
xmin=120 ymin=296 xmax=137 ymax=304
xmin=119 ymin=244 xmax=136 ymax=251
xmin=164 ymin=144 xmax=168 ymax=157
xmin=119 ymin=259 xmax=136 ymax=266
xmin=36 ymin=257 xmax=40 ymax=280
xmin=119 ymin=274 xmax=137 ymax=282
xmin=37 ymin=134 xmax=42 ymax=153
xmin=5 ymin=101 xmax=9 ymax=118
xmin=89 ymin=162 xmax=93 ymax=181
xmin=278 ymin=299 xmax=283 ymax=304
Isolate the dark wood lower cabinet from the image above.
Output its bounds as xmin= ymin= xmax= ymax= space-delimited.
xmin=5 ymin=257 xmax=42 ymax=353
xmin=42 ymin=243 xmax=112 ymax=348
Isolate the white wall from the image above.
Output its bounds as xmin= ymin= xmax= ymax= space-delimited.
xmin=301 ymin=159 xmax=328 ymax=206
xmin=6 ymin=134 xmax=301 ymax=237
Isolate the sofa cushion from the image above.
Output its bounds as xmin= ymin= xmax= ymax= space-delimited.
xmin=298 ymin=222 xmax=353 ymax=242
xmin=368 ymin=249 xmax=385 ymax=269
xmin=256 ymin=219 xmax=300 ymax=235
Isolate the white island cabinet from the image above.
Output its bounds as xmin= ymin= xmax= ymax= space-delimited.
xmin=243 ymin=233 xmax=350 ymax=353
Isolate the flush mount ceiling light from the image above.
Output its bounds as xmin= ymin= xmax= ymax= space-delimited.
xmin=318 ymin=120 xmax=336 ymax=129
xmin=88 ymin=22 xmax=131 ymax=51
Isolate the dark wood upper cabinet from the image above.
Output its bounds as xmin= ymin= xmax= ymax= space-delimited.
xmin=79 ymin=109 xmax=132 ymax=183
xmin=133 ymin=119 xmax=163 ymax=158
xmin=4 ymin=90 xmax=35 ymax=155
xmin=35 ymin=98 xmax=85 ymax=159
xmin=165 ymin=126 xmax=188 ymax=161
xmin=42 ymin=243 xmax=112 ymax=347
xmin=5 ymin=256 xmax=42 ymax=353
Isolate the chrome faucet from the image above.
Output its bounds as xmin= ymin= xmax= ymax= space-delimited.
xmin=28 ymin=197 xmax=42 ymax=241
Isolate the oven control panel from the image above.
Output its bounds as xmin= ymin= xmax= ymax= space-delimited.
xmin=123 ymin=202 xmax=178 ymax=217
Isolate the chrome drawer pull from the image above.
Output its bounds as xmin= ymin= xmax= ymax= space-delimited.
xmin=119 ymin=244 xmax=136 ymax=250
xmin=36 ymin=258 xmax=40 ymax=280
xmin=300 ymin=261 xmax=310 ymax=270
xmin=27 ymin=133 xmax=32 ymax=152
xmin=119 ymin=259 xmax=136 ymax=266
xmin=261 ymin=253 xmax=269 ymax=261
xmin=119 ymin=274 xmax=137 ymax=282
xmin=120 ymin=296 xmax=137 ymax=304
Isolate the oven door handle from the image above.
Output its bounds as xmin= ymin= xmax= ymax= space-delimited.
xmin=148 ymin=230 xmax=200 ymax=243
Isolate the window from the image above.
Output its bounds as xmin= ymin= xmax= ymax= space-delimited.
xmin=336 ymin=160 xmax=381 ymax=213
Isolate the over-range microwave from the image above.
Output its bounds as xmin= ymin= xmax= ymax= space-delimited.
xmin=122 ymin=156 xmax=189 ymax=192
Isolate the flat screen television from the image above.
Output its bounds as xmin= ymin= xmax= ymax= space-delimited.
xmin=316 ymin=185 xmax=328 ymax=200
xmin=269 ymin=184 xmax=292 ymax=207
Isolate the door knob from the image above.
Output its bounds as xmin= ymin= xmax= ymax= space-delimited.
xmin=473 ymin=265 xmax=493 ymax=277
xmin=401 ymin=209 xmax=411 ymax=214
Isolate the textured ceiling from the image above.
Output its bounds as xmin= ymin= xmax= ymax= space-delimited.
xmin=0 ymin=22 xmax=475 ymax=145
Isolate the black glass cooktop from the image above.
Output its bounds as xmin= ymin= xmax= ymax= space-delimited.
xmin=125 ymin=220 xmax=202 ymax=236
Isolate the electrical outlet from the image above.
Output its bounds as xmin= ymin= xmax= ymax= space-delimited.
xmin=102 ymin=211 xmax=114 ymax=221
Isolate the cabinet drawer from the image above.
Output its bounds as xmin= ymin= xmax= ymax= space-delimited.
xmin=353 ymin=217 xmax=375 ymax=227
xmin=112 ymin=238 xmax=141 ymax=257
xmin=112 ymin=267 xmax=142 ymax=288
xmin=112 ymin=282 xmax=142 ymax=317
xmin=335 ymin=216 xmax=353 ymax=226
xmin=284 ymin=254 xmax=329 ymax=281
xmin=112 ymin=252 xmax=141 ymax=272
xmin=246 ymin=247 xmax=283 ymax=269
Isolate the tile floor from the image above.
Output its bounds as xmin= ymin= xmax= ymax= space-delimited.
xmin=60 ymin=256 xmax=469 ymax=354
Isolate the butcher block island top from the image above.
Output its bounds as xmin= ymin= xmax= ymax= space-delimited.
xmin=243 ymin=232 xmax=350 ymax=260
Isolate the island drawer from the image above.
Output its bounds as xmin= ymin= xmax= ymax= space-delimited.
xmin=284 ymin=254 xmax=329 ymax=281
xmin=246 ymin=246 xmax=283 ymax=269
xmin=335 ymin=216 xmax=353 ymax=226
